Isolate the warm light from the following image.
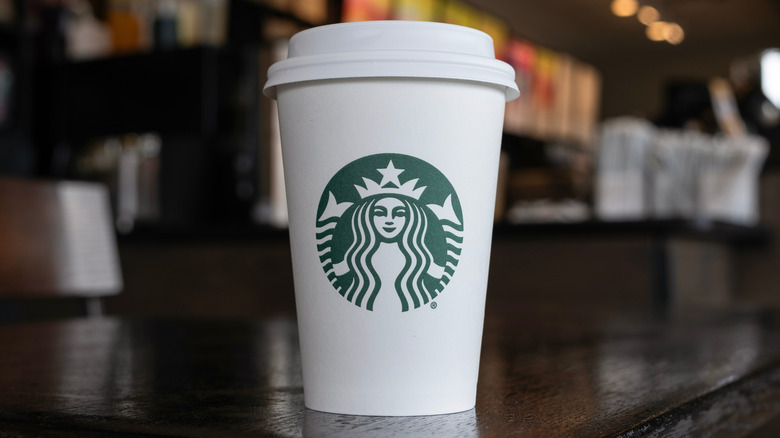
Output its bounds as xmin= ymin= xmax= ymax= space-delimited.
xmin=637 ymin=6 xmax=659 ymax=25
xmin=611 ymin=0 xmax=638 ymax=17
xmin=646 ymin=21 xmax=666 ymax=41
xmin=663 ymin=22 xmax=685 ymax=45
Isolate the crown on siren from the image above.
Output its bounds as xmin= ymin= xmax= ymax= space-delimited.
xmin=354 ymin=160 xmax=426 ymax=200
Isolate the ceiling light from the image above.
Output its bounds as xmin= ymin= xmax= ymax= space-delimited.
xmin=637 ymin=6 xmax=659 ymax=25
xmin=663 ymin=22 xmax=685 ymax=45
xmin=646 ymin=21 xmax=666 ymax=41
xmin=611 ymin=0 xmax=638 ymax=17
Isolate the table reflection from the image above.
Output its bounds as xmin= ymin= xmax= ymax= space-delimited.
xmin=304 ymin=408 xmax=478 ymax=438
xmin=596 ymin=313 xmax=763 ymax=411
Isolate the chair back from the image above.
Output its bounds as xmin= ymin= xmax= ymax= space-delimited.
xmin=0 ymin=178 xmax=122 ymax=321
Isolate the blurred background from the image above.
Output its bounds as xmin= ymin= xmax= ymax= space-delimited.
xmin=0 ymin=0 xmax=779 ymax=322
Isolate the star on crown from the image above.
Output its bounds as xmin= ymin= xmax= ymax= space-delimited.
xmin=355 ymin=160 xmax=426 ymax=200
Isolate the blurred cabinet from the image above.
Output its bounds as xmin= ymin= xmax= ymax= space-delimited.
xmin=20 ymin=0 xmax=337 ymax=230
xmin=0 ymin=0 xmax=33 ymax=174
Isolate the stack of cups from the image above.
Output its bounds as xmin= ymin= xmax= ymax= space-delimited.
xmin=264 ymin=21 xmax=519 ymax=416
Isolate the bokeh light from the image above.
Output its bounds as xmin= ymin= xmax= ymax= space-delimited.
xmin=663 ymin=22 xmax=685 ymax=45
xmin=637 ymin=6 xmax=660 ymax=25
xmin=611 ymin=0 xmax=638 ymax=17
xmin=646 ymin=21 xmax=667 ymax=41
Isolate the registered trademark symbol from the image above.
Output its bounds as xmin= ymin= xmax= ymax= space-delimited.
xmin=430 ymin=302 xmax=437 ymax=309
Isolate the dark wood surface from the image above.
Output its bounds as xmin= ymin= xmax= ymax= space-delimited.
xmin=1 ymin=305 xmax=780 ymax=437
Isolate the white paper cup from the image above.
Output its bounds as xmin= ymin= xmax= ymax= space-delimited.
xmin=264 ymin=21 xmax=518 ymax=416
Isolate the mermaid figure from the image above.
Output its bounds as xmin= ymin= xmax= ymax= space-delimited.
xmin=317 ymin=159 xmax=463 ymax=312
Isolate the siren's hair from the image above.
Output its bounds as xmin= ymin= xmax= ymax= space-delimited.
xmin=340 ymin=196 xmax=436 ymax=312
xmin=342 ymin=199 xmax=381 ymax=310
xmin=395 ymin=199 xmax=436 ymax=311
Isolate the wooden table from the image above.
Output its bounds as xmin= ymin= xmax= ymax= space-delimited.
xmin=1 ymin=305 xmax=780 ymax=437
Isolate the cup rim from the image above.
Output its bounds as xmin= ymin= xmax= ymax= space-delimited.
xmin=263 ymin=21 xmax=520 ymax=101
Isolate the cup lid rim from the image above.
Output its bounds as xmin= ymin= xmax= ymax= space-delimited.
xmin=263 ymin=21 xmax=519 ymax=101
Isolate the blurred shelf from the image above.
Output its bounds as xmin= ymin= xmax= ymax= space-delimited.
xmin=502 ymin=130 xmax=589 ymax=150
xmin=116 ymin=223 xmax=291 ymax=244
xmin=228 ymin=0 xmax=326 ymax=44
xmin=0 ymin=123 xmax=25 ymax=139
xmin=43 ymin=47 xmax=227 ymax=140
xmin=0 ymin=26 xmax=17 ymax=52
xmin=116 ymin=219 xmax=772 ymax=246
xmin=494 ymin=219 xmax=772 ymax=246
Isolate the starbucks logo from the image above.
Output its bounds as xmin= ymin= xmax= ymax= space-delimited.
xmin=316 ymin=153 xmax=464 ymax=312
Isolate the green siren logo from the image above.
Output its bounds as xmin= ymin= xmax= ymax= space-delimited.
xmin=316 ymin=153 xmax=464 ymax=312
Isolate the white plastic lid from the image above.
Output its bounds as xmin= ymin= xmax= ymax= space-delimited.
xmin=263 ymin=21 xmax=520 ymax=101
